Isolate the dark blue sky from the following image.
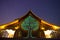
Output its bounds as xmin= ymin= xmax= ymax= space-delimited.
xmin=0 ymin=0 xmax=60 ymax=26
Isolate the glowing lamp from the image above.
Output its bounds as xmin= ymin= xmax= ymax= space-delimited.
xmin=41 ymin=27 xmax=45 ymax=30
xmin=15 ymin=26 xmax=19 ymax=30
xmin=44 ymin=30 xmax=52 ymax=38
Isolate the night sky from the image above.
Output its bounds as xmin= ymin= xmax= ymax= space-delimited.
xmin=0 ymin=0 xmax=60 ymax=26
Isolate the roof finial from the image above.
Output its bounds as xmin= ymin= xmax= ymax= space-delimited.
xmin=29 ymin=8 xmax=32 ymax=12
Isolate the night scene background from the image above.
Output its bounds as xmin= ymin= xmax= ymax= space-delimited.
xmin=0 ymin=0 xmax=60 ymax=26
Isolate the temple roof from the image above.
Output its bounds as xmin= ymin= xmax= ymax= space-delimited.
xmin=18 ymin=10 xmax=42 ymax=22
xmin=0 ymin=10 xmax=60 ymax=30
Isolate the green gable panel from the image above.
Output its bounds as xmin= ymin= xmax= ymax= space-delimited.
xmin=21 ymin=16 xmax=39 ymax=31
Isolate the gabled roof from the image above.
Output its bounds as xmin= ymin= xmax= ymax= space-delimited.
xmin=0 ymin=10 xmax=60 ymax=30
xmin=19 ymin=10 xmax=41 ymax=21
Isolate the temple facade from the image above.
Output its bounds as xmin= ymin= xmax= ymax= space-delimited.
xmin=0 ymin=11 xmax=60 ymax=38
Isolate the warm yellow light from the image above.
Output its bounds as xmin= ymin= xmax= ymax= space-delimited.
xmin=15 ymin=26 xmax=19 ymax=30
xmin=6 ymin=29 xmax=15 ymax=38
xmin=52 ymin=26 xmax=59 ymax=30
xmin=0 ymin=25 xmax=7 ymax=29
xmin=41 ymin=20 xmax=53 ymax=27
xmin=8 ymin=34 xmax=14 ymax=38
xmin=44 ymin=30 xmax=52 ymax=38
xmin=42 ymin=20 xmax=60 ymax=30
xmin=0 ymin=20 xmax=18 ymax=30
xmin=10 ymin=20 xmax=18 ymax=25
xmin=41 ymin=27 xmax=45 ymax=30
